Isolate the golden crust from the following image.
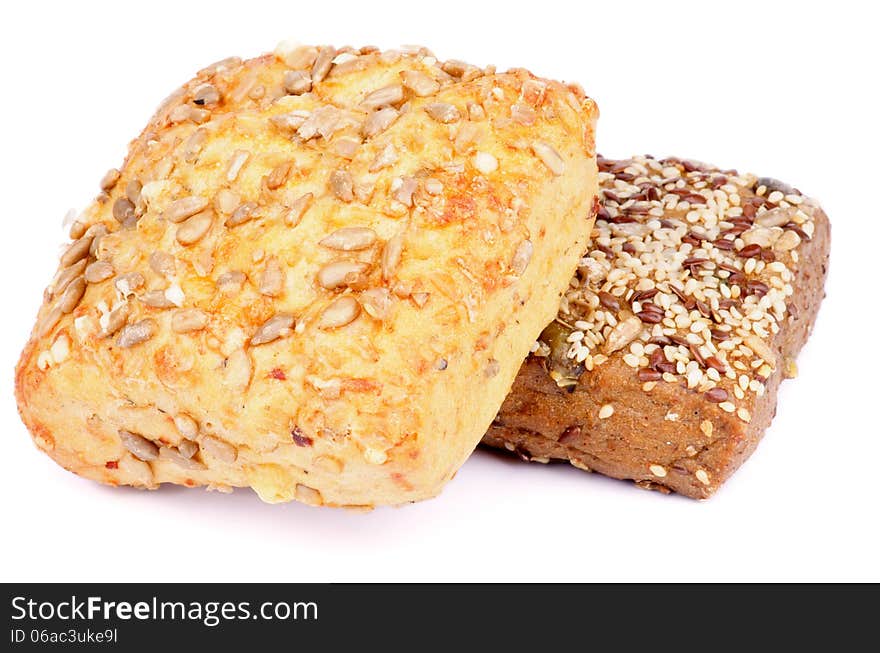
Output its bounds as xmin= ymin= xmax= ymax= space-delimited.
xmin=15 ymin=45 xmax=598 ymax=507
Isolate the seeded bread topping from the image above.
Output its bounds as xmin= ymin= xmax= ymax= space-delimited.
xmin=543 ymin=155 xmax=817 ymax=416
xmin=16 ymin=44 xmax=599 ymax=507
xmin=484 ymin=155 xmax=829 ymax=498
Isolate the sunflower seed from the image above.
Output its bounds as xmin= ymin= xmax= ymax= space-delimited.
xmin=521 ymin=79 xmax=547 ymax=105
xmin=177 ymin=439 xmax=199 ymax=459
xmin=86 ymin=224 xmax=109 ymax=257
xmin=756 ymin=207 xmax=794 ymax=228
xmin=441 ymin=59 xmax=471 ymax=77
xmin=100 ymin=304 xmax=129 ymax=337
xmin=183 ymin=127 xmax=207 ymax=163
xmin=744 ymin=335 xmax=776 ymax=367
xmin=251 ymin=314 xmax=295 ymax=345
xmin=362 ymin=107 xmax=399 ymax=138
xmin=531 ymin=141 xmax=565 ymax=175
xmin=773 ymin=230 xmax=801 ymax=252
xmin=226 ymin=202 xmax=258 ymax=227
xmin=174 ymin=413 xmax=199 ymax=439
xmin=360 ymin=288 xmax=392 ymax=320
xmin=168 ymin=104 xmax=189 ymax=123
xmin=190 ymin=107 xmax=210 ymax=123
xmin=265 ymin=161 xmax=293 ymax=190
xmin=159 ymin=445 xmax=205 ymax=470
xmin=193 ymin=83 xmax=220 ymax=106
xmin=200 ymin=55 xmax=241 ymax=75
xmin=112 ymin=197 xmax=136 ymax=225
xmin=57 ymin=276 xmax=86 ymax=313
xmin=38 ymin=305 xmax=63 ymax=337
xmin=319 ymin=226 xmax=377 ymax=251
xmin=361 ymin=84 xmax=404 ymax=110
xmin=311 ymin=46 xmax=336 ymax=83
xmin=269 ymin=110 xmax=310 ymax=135
xmin=176 ymin=210 xmax=213 ymax=245
xmin=391 ymin=177 xmax=417 ymax=207
xmin=52 ymin=259 xmax=87 ymax=297
xmin=216 ymin=270 xmax=246 ymax=294
xmin=369 ymin=143 xmax=398 ymax=172
xmin=604 ymin=315 xmax=642 ymax=354
xmin=164 ymin=196 xmax=209 ymax=223
xmin=283 ymin=69 xmax=312 ymax=95
xmin=116 ymin=319 xmax=156 ymax=348
xmin=125 ymin=179 xmax=142 ymax=204
xmin=510 ymin=239 xmax=533 ymax=276
xmin=511 ymin=103 xmax=536 ymax=125
xmin=222 ymin=348 xmax=252 ymax=390
xmin=84 ymin=260 xmax=114 ymax=283
xmin=294 ymin=484 xmax=323 ymax=506
xmin=169 ymin=104 xmax=205 ymax=124
xmin=148 ymin=251 xmax=176 ymax=277
xmin=201 ymin=435 xmax=237 ymax=462
xmin=329 ymin=169 xmax=354 ymax=202
xmin=119 ymin=430 xmax=159 ymax=461
xmin=741 ymin=227 xmax=777 ymax=248
xmin=100 ymin=168 xmax=120 ymax=191
xmin=280 ymin=44 xmax=318 ymax=69
xmin=171 ymin=308 xmax=208 ymax=333
xmin=382 ymin=234 xmax=403 ymax=281
xmin=285 ymin=192 xmax=313 ymax=227
xmin=424 ymin=102 xmax=460 ymax=123
xmin=225 ymin=150 xmax=250 ymax=182
xmin=297 ymin=105 xmax=344 ymax=141
xmin=259 ymin=259 xmax=284 ymax=296
xmin=139 ymin=289 xmax=176 ymax=308
xmin=331 ymin=137 xmax=359 ymax=160
xmin=115 ymin=272 xmax=144 ymax=297
xmin=317 ymin=260 xmax=370 ymax=290
xmin=331 ymin=52 xmax=363 ymax=75
xmin=333 ymin=47 xmax=357 ymax=58
xmin=401 ymin=70 xmax=440 ymax=96
xmin=468 ymin=102 xmax=486 ymax=121
xmin=69 ymin=221 xmax=87 ymax=240
xmin=317 ymin=296 xmax=360 ymax=329
xmin=353 ymin=181 xmax=375 ymax=203
xmin=60 ymin=234 xmax=94 ymax=267
xmin=215 ymin=189 xmax=240 ymax=215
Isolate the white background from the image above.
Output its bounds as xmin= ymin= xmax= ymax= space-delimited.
xmin=1 ymin=0 xmax=877 ymax=582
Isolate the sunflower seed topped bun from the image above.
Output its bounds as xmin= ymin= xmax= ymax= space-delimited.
xmin=16 ymin=44 xmax=598 ymax=507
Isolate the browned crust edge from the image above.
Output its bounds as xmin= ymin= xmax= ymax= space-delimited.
xmin=483 ymin=205 xmax=830 ymax=499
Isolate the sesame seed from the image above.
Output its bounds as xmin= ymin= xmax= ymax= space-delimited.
xmin=695 ymin=469 xmax=711 ymax=485
xmin=598 ymin=404 xmax=614 ymax=419
xmin=545 ymin=155 xmax=813 ymax=416
xmin=649 ymin=464 xmax=667 ymax=478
